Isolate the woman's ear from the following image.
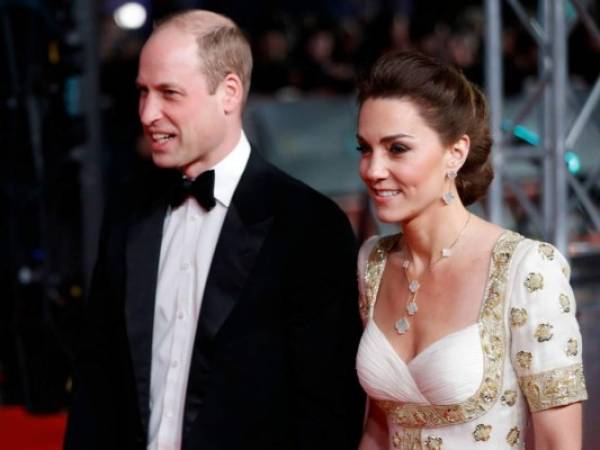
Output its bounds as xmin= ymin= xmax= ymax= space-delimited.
xmin=446 ymin=134 xmax=470 ymax=171
xmin=220 ymin=73 xmax=244 ymax=115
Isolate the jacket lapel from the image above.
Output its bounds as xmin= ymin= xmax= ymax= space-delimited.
xmin=183 ymin=151 xmax=274 ymax=437
xmin=196 ymin=150 xmax=274 ymax=343
xmin=125 ymin=170 xmax=173 ymax=433
xmin=195 ymin=204 xmax=273 ymax=341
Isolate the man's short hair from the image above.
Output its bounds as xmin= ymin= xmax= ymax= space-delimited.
xmin=155 ymin=10 xmax=252 ymax=102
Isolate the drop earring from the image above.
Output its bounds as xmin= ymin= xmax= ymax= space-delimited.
xmin=442 ymin=170 xmax=457 ymax=205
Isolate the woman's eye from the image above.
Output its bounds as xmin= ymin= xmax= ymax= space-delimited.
xmin=390 ymin=144 xmax=408 ymax=154
xmin=356 ymin=144 xmax=371 ymax=154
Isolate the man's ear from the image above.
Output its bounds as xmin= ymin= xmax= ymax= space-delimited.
xmin=446 ymin=134 xmax=470 ymax=171
xmin=220 ymin=73 xmax=244 ymax=115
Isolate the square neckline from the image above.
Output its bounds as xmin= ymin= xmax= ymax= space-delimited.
xmin=368 ymin=229 xmax=510 ymax=366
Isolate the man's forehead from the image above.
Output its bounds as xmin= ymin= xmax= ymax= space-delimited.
xmin=140 ymin=30 xmax=199 ymax=68
xmin=145 ymin=25 xmax=195 ymax=50
xmin=137 ymin=38 xmax=204 ymax=87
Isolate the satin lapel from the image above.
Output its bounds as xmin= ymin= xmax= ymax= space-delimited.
xmin=196 ymin=205 xmax=273 ymax=341
xmin=125 ymin=197 xmax=168 ymax=433
xmin=183 ymin=151 xmax=274 ymax=437
xmin=196 ymin=151 xmax=274 ymax=342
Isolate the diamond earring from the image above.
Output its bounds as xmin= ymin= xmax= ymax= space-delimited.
xmin=442 ymin=170 xmax=458 ymax=205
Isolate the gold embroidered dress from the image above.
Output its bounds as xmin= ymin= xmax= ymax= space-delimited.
xmin=356 ymin=231 xmax=587 ymax=449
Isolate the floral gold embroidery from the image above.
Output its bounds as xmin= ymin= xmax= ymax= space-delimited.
xmin=566 ymin=338 xmax=578 ymax=357
xmin=562 ymin=265 xmax=570 ymax=279
xmin=510 ymin=308 xmax=528 ymax=327
xmin=506 ymin=426 xmax=520 ymax=446
xmin=495 ymin=250 xmax=511 ymax=264
xmin=559 ymin=294 xmax=571 ymax=313
xmin=501 ymin=389 xmax=517 ymax=406
xmin=425 ymin=436 xmax=443 ymax=450
xmin=473 ymin=424 xmax=492 ymax=441
xmin=519 ymin=363 xmax=588 ymax=412
xmin=534 ymin=323 xmax=554 ymax=342
xmin=482 ymin=333 xmax=503 ymax=361
xmin=391 ymin=429 xmax=421 ymax=450
xmin=524 ymin=272 xmax=544 ymax=293
xmin=374 ymin=232 xmax=523 ymax=427
xmin=392 ymin=431 xmax=402 ymax=449
xmin=364 ymin=235 xmax=397 ymax=321
xmin=516 ymin=351 xmax=532 ymax=369
xmin=538 ymin=243 xmax=555 ymax=260
xmin=480 ymin=377 xmax=498 ymax=403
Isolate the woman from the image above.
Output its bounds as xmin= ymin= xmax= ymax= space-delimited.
xmin=355 ymin=51 xmax=587 ymax=450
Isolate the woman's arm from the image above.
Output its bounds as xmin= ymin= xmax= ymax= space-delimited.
xmin=531 ymin=402 xmax=582 ymax=450
xmin=358 ymin=400 xmax=389 ymax=450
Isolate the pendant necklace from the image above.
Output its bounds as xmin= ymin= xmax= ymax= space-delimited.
xmin=394 ymin=213 xmax=472 ymax=335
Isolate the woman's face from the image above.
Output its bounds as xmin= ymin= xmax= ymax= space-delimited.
xmin=357 ymin=97 xmax=451 ymax=224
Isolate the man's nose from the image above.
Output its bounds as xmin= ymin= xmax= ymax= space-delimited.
xmin=139 ymin=94 xmax=161 ymax=126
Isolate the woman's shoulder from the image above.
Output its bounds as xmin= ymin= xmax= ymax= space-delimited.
xmin=511 ymin=235 xmax=570 ymax=273
xmin=358 ymin=233 xmax=401 ymax=265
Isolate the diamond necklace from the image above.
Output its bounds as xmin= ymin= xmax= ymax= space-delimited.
xmin=394 ymin=213 xmax=472 ymax=335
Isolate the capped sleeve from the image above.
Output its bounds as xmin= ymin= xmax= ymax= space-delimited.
xmin=509 ymin=240 xmax=588 ymax=412
xmin=357 ymin=235 xmax=379 ymax=324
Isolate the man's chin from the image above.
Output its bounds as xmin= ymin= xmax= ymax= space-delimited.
xmin=151 ymin=153 xmax=178 ymax=170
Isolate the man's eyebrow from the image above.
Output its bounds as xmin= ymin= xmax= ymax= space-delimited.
xmin=156 ymin=82 xmax=183 ymax=90
xmin=135 ymin=81 xmax=184 ymax=91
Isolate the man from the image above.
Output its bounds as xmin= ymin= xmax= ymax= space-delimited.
xmin=64 ymin=10 xmax=364 ymax=450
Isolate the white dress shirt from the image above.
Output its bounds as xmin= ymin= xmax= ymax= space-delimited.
xmin=147 ymin=132 xmax=251 ymax=450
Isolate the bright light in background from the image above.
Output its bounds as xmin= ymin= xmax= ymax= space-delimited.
xmin=565 ymin=151 xmax=581 ymax=174
xmin=114 ymin=2 xmax=147 ymax=30
xmin=502 ymin=122 xmax=582 ymax=175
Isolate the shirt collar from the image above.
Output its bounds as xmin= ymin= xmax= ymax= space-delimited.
xmin=210 ymin=131 xmax=251 ymax=208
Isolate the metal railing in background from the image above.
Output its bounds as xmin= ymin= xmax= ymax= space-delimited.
xmin=485 ymin=0 xmax=600 ymax=255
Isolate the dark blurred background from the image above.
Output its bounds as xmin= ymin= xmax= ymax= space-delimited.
xmin=0 ymin=0 xmax=598 ymax=448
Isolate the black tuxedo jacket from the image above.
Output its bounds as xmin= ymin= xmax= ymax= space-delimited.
xmin=64 ymin=150 xmax=365 ymax=450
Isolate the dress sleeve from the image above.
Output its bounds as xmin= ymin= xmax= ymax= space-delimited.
xmin=357 ymin=235 xmax=379 ymax=325
xmin=509 ymin=240 xmax=588 ymax=412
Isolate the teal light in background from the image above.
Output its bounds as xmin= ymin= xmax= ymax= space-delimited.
xmin=565 ymin=2 xmax=577 ymax=22
xmin=565 ymin=151 xmax=581 ymax=174
xmin=500 ymin=121 xmax=581 ymax=175
xmin=513 ymin=124 xmax=540 ymax=146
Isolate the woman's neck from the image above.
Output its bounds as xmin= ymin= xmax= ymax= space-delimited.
xmin=400 ymin=204 xmax=472 ymax=271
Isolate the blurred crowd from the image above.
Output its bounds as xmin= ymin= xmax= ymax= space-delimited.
xmin=101 ymin=1 xmax=599 ymax=101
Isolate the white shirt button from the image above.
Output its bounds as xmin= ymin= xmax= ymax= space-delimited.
xmin=181 ymin=261 xmax=191 ymax=270
xmin=166 ymin=411 xmax=173 ymax=419
xmin=177 ymin=312 xmax=184 ymax=320
xmin=171 ymin=360 xmax=179 ymax=368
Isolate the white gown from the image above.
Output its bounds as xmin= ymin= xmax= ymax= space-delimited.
xmin=356 ymin=231 xmax=587 ymax=450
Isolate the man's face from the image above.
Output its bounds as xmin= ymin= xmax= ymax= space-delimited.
xmin=137 ymin=26 xmax=229 ymax=178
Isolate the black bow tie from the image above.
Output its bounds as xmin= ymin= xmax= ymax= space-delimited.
xmin=169 ymin=170 xmax=216 ymax=210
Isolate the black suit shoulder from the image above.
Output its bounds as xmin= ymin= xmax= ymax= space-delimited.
xmin=257 ymin=155 xmax=352 ymax=229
